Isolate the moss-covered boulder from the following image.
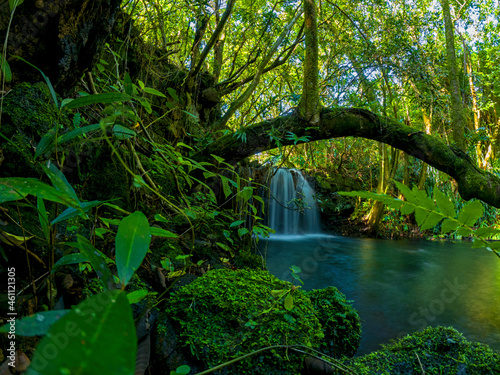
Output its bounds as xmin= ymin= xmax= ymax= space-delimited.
xmin=163 ymin=269 xmax=323 ymax=374
xmin=307 ymin=287 xmax=361 ymax=358
xmin=343 ymin=326 xmax=500 ymax=374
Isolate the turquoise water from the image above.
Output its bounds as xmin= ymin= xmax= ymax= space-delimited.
xmin=259 ymin=234 xmax=500 ymax=355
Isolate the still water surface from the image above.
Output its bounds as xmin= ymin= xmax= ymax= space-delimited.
xmin=260 ymin=234 xmax=500 ymax=355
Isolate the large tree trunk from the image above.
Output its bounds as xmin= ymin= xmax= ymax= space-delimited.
xmin=442 ymin=0 xmax=466 ymax=151
xmin=0 ymin=0 xmax=122 ymax=93
xmin=194 ymin=108 xmax=500 ymax=208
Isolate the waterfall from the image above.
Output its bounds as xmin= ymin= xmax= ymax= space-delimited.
xmin=266 ymin=168 xmax=321 ymax=235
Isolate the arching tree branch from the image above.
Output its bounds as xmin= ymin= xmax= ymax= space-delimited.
xmin=195 ymin=108 xmax=500 ymax=208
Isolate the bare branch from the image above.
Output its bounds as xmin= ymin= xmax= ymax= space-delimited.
xmin=190 ymin=0 xmax=235 ymax=78
xmin=215 ymin=7 xmax=303 ymax=129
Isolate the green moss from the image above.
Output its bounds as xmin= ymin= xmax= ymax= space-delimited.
xmin=306 ymin=287 xmax=361 ymax=358
xmin=233 ymin=250 xmax=265 ymax=270
xmin=344 ymin=326 xmax=500 ymax=374
xmin=0 ymin=82 xmax=69 ymax=178
xmin=164 ymin=269 xmax=323 ymax=374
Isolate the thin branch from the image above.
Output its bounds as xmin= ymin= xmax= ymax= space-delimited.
xmin=190 ymin=0 xmax=235 ymax=78
xmin=218 ymin=23 xmax=305 ymax=96
xmin=215 ymin=7 xmax=303 ymax=129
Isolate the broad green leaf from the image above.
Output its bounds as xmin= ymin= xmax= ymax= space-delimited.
xmin=220 ymin=176 xmax=232 ymax=198
xmin=0 ymin=178 xmax=78 ymax=207
xmin=433 ymin=187 xmax=455 ymax=217
xmin=420 ymin=211 xmax=444 ymax=231
xmin=58 ymin=124 xmax=101 ymax=144
xmin=124 ymin=73 xmax=133 ymax=96
xmin=441 ymin=218 xmax=460 ymax=234
xmin=211 ymin=154 xmax=224 ymax=164
xmin=0 ymin=55 xmax=12 ymax=82
xmin=284 ymin=294 xmax=293 ymax=311
xmin=136 ymin=96 xmax=152 ymax=113
xmin=400 ymin=202 xmax=416 ymax=215
xmin=290 ymin=265 xmax=301 ymax=274
xmin=271 ymin=289 xmax=286 ymax=297
xmin=9 ymin=0 xmax=24 ymax=12
xmin=174 ymin=365 xmax=190 ymax=375
xmin=112 ymin=125 xmax=136 ymax=140
xmin=51 ymin=253 xmax=89 ymax=274
xmin=51 ymin=200 xmax=101 ymax=225
xmin=100 ymin=217 xmax=121 ymax=227
xmin=230 ymin=220 xmax=245 ymax=228
xmin=457 ymin=200 xmax=484 ymax=227
xmin=237 ymin=186 xmax=253 ymax=202
xmin=0 ymin=230 xmax=33 ymax=246
xmin=37 ymin=197 xmax=50 ymax=242
xmin=177 ymin=142 xmax=194 ymax=150
xmin=0 ymin=310 xmax=69 ymax=337
xmin=387 ymin=199 xmax=404 ymax=210
xmin=26 ymin=290 xmax=136 ymax=375
xmin=394 ymin=181 xmax=416 ymax=202
xmin=216 ymin=242 xmax=234 ymax=256
xmin=115 ymin=211 xmax=151 ymax=286
xmin=35 ymin=129 xmax=56 ymax=159
xmin=42 ymin=162 xmax=80 ymax=203
xmin=184 ymin=209 xmax=197 ymax=219
xmin=150 ymin=227 xmax=178 ymax=238
xmin=133 ymin=174 xmax=147 ymax=188
xmin=154 ymin=214 xmax=169 ymax=223
xmin=126 ymin=289 xmax=151 ymax=304
xmin=143 ymin=87 xmax=167 ymax=98
xmin=203 ymin=171 xmax=217 ymax=179
xmin=167 ymin=87 xmax=179 ymax=101
xmin=62 ymin=92 xmax=132 ymax=109
xmin=475 ymin=227 xmax=500 ymax=238
xmin=413 ymin=188 xmax=435 ymax=210
xmin=238 ymin=228 xmax=249 ymax=237
xmin=69 ymin=235 xmax=113 ymax=289
xmin=472 ymin=238 xmax=488 ymax=249
xmin=457 ymin=226 xmax=473 ymax=237
xmin=414 ymin=207 xmax=428 ymax=226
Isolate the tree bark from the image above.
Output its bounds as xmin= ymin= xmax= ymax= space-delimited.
xmin=442 ymin=0 xmax=466 ymax=151
xmin=298 ymin=0 xmax=320 ymax=124
xmin=0 ymin=0 xmax=122 ymax=93
xmin=195 ymin=108 xmax=500 ymax=208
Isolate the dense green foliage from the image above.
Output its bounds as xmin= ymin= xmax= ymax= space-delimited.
xmin=307 ymin=287 xmax=361 ymax=358
xmin=164 ymin=268 xmax=323 ymax=374
xmin=343 ymin=326 xmax=500 ymax=374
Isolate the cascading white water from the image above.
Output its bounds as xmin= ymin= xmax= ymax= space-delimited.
xmin=267 ymin=168 xmax=321 ymax=234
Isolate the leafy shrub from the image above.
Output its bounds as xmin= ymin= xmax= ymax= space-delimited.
xmin=306 ymin=287 xmax=361 ymax=358
xmin=164 ymin=268 xmax=323 ymax=374
xmin=344 ymin=326 xmax=500 ymax=374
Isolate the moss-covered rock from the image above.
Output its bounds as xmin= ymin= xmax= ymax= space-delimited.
xmin=343 ymin=326 xmax=500 ymax=374
xmin=307 ymin=287 xmax=361 ymax=358
xmin=233 ymin=250 xmax=265 ymax=270
xmin=163 ymin=269 xmax=324 ymax=374
xmin=0 ymin=82 xmax=70 ymax=178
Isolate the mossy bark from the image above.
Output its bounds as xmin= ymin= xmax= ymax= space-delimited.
xmin=298 ymin=0 xmax=320 ymax=124
xmin=442 ymin=0 xmax=466 ymax=151
xmin=194 ymin=108 xmax=500 ymax=208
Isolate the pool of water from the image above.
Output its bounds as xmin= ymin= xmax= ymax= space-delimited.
xmin=259 ymin=234 xmax=500 ymax=355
